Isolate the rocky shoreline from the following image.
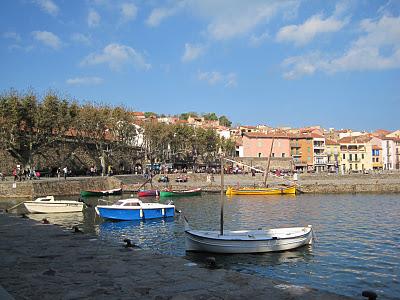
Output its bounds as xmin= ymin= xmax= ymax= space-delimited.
xmin=0 ymin=213 xmax=355 ymax=299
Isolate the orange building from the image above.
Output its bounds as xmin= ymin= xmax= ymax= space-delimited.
xmin=289 ymin=134 xmax=314 ymax=172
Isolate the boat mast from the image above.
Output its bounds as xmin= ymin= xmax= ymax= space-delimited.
xmin=263 ymin=137 xmax=275 ymax=187
xmin=220 ymin=155 xmax=224 ymax=236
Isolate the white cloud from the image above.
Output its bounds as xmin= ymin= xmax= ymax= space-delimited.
xmin=198 ymin=70 xmax=237 ymax=87
xmin=34 ymin=0 xmax=59 ymax=16
xmin=32 ymin=31 xmax=62 ymax=49
xmin=66 ymin=76 xmax=104 ymax=86
xmin=121 ymin=3 xmax=138 ymax=22
xmin=281 ymin=15 xmax=400 ymax=79
xmin=182 ymin=43 xmax=206 ymax=62
xmin=276 ymin=14 xmax=348 ymax=46
xmin=81 ymin=43 xmax=151 ymax=71
xmin=88 ymin=9 xmax=101 ymax=27
xmin=71 ymin=33 xmax=91 ymax=46
xmin=249 ymin=31 xmax=269 ymax=46
xmin=2 ymin=31 xmax=21 ymax=42
xmin=146 ymin=0 xmax=298 ymax=40
xmin=146 ymin=3 xmax=184 ymax=27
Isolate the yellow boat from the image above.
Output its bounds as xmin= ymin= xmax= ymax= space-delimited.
xmin=226 ymin=185 xmax=296 ymax=196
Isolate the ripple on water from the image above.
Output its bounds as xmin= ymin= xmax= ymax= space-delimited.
xmin=3 ymin=193 xmax=397 ymax=300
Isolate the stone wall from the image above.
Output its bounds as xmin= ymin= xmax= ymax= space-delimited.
xmin=0 ymin=177 xmax=122 ymax=199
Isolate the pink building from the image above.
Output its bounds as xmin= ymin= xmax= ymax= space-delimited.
xmin=242 ymin=133 xmax=290 ymax=158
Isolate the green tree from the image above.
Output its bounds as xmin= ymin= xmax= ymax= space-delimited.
xmin=203 ymin=112 xmax=218 ymax=121
xmin=0 ymin=90 xmax=77 ymax=167
xmin=218 ymin=115 xmax=232 ymax=127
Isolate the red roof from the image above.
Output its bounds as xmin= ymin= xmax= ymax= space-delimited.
xmin=243 ymin=132 xmax=290 ymax=139
xmin=338 ymin=135 xmax=372 ymax=143
xmin=326 ymin=139 xmax=339 ymax=145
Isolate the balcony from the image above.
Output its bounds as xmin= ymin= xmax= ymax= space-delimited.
xmin=348 ymin=158 xmax=361 ymax=162
xmin=290 ymin=141 xmax=301 ymax=148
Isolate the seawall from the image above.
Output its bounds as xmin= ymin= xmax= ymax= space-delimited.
xmin=0 ymin=177 xmax=122 ymax=199
xmin=0 ymin=172 xmax=399 ymax=199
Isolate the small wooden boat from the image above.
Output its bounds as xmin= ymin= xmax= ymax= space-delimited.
xmin=138 ymin=189 xmax=159 ymax=197
xmin=95 ymin=198 xmax=175 ymax=221
xmin=23 ymin=196 xmax=84 ymax=214
xmin=80 ymin=188 xmax=122 ymax=197
xmin=185 ymin=218 xmax=313 ymax=254
xmin=159 ymin=188 xmax=202 ymax=197
xmin=226 ymin=185 xmax=296 ymax=195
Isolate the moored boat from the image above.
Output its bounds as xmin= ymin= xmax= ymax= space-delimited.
xmin=138 ymin=189 xmax=159 ymax=197
xmin=226 ymin=185 xmax=296 ymax=195
xmin=185 ymin=219 xmax=313 ymax=254
xmin=23 ymin=196 xmax=84 ymax=214
xmin=95 ymin=198 xmax=175 ymax=221
xmin=159 ymin=188 xmax=202 ymax=197
xmin=80 ymin=188 xmax=122 ymax=197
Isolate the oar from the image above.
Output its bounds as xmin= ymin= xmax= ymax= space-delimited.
xmin=5 ymin=202 xmax=24 ymax=213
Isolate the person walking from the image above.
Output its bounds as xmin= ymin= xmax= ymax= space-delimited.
xmin=63 ymin=166 xmax=68 ymax=180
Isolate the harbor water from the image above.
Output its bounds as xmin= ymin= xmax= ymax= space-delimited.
xmin=3 ymin=193 xmax=399 ymax=299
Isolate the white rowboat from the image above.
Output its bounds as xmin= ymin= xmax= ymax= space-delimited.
xmin=23 ymin=196 xmax=84 ymax=214
xmin=184 ymin=219 xmax=313 ymax=254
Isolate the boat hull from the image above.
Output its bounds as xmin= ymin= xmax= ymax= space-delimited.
xmin=24 ymin=202 xmax=84 ymax=214
xmin=226 ymin=186 xmax=296 ymax=195
xmin=138 ymin=190 xmax=159 ymax=197
xmin=80 ymin=188 xmax=122 ymax=197
xmin=185 ymin=226 xmax=312 ymax=254
xmin=160 ymin=188 xmax=202 ymax=197
xmin=95 ymin=207 xmax=175 ymax=221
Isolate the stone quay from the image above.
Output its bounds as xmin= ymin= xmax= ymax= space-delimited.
xmin=0 ymin=172 xmax=399 ymax=199
xmin=0 ymin=213 xmax=355 ymax=299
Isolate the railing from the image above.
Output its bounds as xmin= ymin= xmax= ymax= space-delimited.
xmin=348 ymin=158 xmax=361 ymax=162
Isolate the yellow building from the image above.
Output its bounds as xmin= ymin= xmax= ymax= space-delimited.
xmin=338 ymin=135 xmax=373 ymax=173
xmin=325 ymin=139 xmax=340 ymax=173
xmin=372 ymin=145 xmax=383 ymax=170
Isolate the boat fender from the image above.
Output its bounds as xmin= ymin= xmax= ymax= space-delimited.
xmin=162 ymin=208 xmax=165 ymax=216
xmin=139 ymin=209 xmax=143 ymax=219
xmin=362 ymin=290 xmax=377 ymax=300
xmin=42 ymin=218 xmax=50 ymax=224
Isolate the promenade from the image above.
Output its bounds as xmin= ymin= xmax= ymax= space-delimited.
xmin=0 ymin=213 xmax=354 ymax=299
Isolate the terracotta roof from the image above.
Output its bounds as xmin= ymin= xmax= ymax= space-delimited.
xmin=310 ymin=133 xmax=324 ymax=138
xmin=133 ymin=112 xmax=145 ymax=117
xmin=243 ymin=132 xmax=290 ymax=139
xmin=326 ymin=139 xmax=339 ymax=145
xmin=383 ymin=136 xmax=400 ymax=142
xmin=372 ymin=129 xmax=391 ymax=137
xmin=338 ymin=135 xmax=372 ymax=144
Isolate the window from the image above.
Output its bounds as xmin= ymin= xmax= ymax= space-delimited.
xmin=258 ymin=153 xmax=261 ymax=158
xmin=307 ymin=156 xmax=311 ymax=161
xmin=308 ymin=147 xmax=311 ymax=153
xmin=376 ymin=158 xmax=379 ymax=162
xmin=355 ymin=164 xmax=358 ymax=170
xmin=355 ymin=154 xmax=358 ymax=161
xmin=282 ymin=153 xmax=285 ymax=158
xmin=272 ymin=153 xmax=275 ymax=157
xmin=349 ymin=154 xmax=352 ymax=160
xmin=362 ymin=154 xmax=364 ymax=159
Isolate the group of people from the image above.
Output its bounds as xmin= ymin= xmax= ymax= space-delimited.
xmin=12 ymin=166 xmax=40 ymax=181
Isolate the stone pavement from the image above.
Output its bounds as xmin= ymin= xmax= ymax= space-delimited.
xmin=0 ymin=213 xmax=355 ymax=300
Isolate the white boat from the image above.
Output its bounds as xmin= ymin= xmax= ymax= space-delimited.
xmin=95 ymin=198 xmax=175 ymax=221
xmin=184 ymin=218 xmax=313 ymax=254
xmin=23 ymin=196 xmax=84 ymax=214
xmin=184 ymin=156 xmax=314 ymax=254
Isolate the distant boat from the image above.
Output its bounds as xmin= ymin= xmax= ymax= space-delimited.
xmin=80 ymin=188 xmax=122 ymax=197
xmin=95 ymin=198 xmax=175 ymax=221
xmin=226 ymin=185 xmax=296 ymax=195
xmin=23 ymin=196 xmax=84 ymax=214
xmin=138 ymin=189 xmax=159 ymax=197
xmin=160 ymin=188 xmax=202 ymax=197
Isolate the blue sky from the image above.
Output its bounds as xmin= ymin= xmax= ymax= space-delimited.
xmin=1 ymin=0 xmax=399 ymax=130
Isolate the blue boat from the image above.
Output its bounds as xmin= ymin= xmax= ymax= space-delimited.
xmin=95 ymin=198 xmax=175 ymax=221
